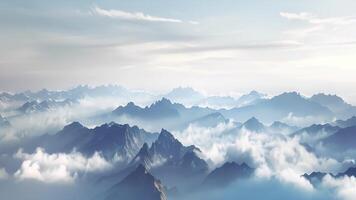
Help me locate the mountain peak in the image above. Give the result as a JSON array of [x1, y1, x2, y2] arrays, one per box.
[[106, 163, 167, 200], [158, 129, 175, 140], [245, 117, 259, 123], [276, 92, 302, 99], [202, 161, 253, 188], [242, 117, 265, 132], [63, 121, 84, 131], [248, 90, 264, 97], [126, 102, 137, 107], [152, 98, 173, 107], [221, 161, 250, 170], [334, 166, 356, 178], [137, 143, 150, 156]]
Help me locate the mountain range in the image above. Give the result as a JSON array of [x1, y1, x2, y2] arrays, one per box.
[[105, 129, 210, 191], [2, 86, 356, 200], [221, 92, 334, 123], [303, 166, 356, 187], [310, 93, 356, 119], [28, 122, 158, 162]]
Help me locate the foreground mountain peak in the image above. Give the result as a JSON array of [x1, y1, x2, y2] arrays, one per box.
[[158, 129, 175, 139], [106, 164, 167, 200]]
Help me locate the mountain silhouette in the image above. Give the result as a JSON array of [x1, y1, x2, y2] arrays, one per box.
[[105, 164, 167, 200], [202, 161, 253, 188]]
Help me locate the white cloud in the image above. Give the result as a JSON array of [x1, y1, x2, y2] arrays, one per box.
[[173, 122, 236, 165], [0, 168, 8, 179], [280, 12, 356, 25], [321, 175, 356, 200], [174, 123, 343, 190], [281, 113, 329, 127], [280, 12, 314, 21], [14, 148, 111, 183], [91, 6, 183, 23], [0, 94, 141, 141]]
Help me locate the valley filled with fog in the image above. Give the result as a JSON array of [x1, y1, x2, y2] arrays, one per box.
[[1, 85, 356, 200]]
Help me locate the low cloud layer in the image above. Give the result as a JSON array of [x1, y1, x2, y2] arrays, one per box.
[[174, 123, 345, 191], [321, 175, 356, 200], [0, 95, 143, 143], [14, 148, 111, 183]]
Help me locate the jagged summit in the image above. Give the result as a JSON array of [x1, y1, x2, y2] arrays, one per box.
[[158, 129, 175, 141], [129, 129, 208, 175], [339, 167, 356, 177], [242, 117, 265, 132], [152, 98, 173, 106], [106, 164, 167, 200]]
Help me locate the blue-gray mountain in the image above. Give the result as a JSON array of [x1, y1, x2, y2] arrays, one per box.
[[291, 123, 341, 144], [332, 116, 356, 128], [130, 129, 208, 174], [221, 92, 334, 123], [97, 128, 208, 193], [322, 126, 356, 151], [113, 98, 214, 121], [269, 121, 299, 134], [310, 93, 356, 119], [17, 99, 76, 114], [105, 164, 167, 200], [202, 162, 254, 188], [29, 122, 158, 161], [303, 166, 356, 187]]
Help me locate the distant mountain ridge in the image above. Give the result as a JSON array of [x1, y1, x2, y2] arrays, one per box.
[[112, 98, 214, 123], [221, 92, 334, 123], [303, 166, 356, 187], [332, 116, 356, 128], [310, 93, 356, 119], [17, 99, 76, 114]]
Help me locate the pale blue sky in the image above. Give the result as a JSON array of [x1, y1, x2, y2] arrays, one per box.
[[1, 0, 356, 103]]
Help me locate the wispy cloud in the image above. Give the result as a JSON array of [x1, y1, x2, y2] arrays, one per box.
[[152, 40, 303, 54], [280, 12, 356, 25], [91, 6, 184, 23]]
